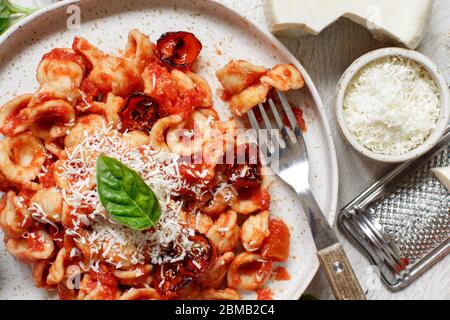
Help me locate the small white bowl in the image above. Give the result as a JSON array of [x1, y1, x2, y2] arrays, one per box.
[[336, 47, 450, 163]]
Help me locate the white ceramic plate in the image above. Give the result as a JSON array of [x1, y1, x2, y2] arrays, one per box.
[[0, 0, 338, 300]]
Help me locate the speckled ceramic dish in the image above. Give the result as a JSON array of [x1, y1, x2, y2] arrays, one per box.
[[0, 0, 338, 300]]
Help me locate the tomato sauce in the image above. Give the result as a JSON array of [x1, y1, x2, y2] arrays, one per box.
[[170, 90, 199, 119], [143, 62, 206, 119], [58, 284, 78, 300], [229, 271, 241, 289], [178, 160, 214, 196], [88, 265, 118, 300], [39, 162, 56, 188], [256, 288, 273, 300], [49, 226, 64, 248], [144, 63, 178, 111], [17, 189, 35, 205], [27, 232, 45, 251], [219, 89, 233, 102], [42, 48, 85, 66], [2, 106, 28, 136], [238, 261, 262, 275], [282, 106, 306, 132], [261, 219, 290, 262], [272, 266, 291, 281], [79, 79, 101, 106], [0, 195, 6, 211], [251, 189, 270, 211]]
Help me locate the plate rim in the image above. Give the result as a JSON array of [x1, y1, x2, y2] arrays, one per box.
[[0, 0, 339, 299]]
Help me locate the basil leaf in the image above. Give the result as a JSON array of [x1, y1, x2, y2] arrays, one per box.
[[0, 1, 37, 35], [0, 4, 11, 34], [96, 155, 161, 230]]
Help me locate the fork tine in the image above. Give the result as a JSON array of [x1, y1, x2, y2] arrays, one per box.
[[269, 95, 297, 144], [266, 99, 286, 149], [247, 109, 260, 132], [258, 103, 284, 152], [258, 103, 273, 132], [277, 90, 300, 134], [268, 98, 284, 129], [247, 109, 271, 161]]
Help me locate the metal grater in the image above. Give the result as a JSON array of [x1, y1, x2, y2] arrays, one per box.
[[338, 125, 450, 291]]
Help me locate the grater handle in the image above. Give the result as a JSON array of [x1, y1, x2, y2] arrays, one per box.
[[317, 243, 367, 300]]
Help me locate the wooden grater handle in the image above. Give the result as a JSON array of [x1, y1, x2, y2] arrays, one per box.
[[317, 243, 366, 300]]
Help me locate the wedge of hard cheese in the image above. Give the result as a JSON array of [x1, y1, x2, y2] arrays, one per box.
[[264, 0, 433, 49], [431, 166, 450, 192]]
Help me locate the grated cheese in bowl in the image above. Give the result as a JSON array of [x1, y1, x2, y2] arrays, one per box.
[[343, 55, 441, 156]]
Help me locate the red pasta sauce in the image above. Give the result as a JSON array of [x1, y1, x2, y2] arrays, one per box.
[[256, 288, 273, 300]]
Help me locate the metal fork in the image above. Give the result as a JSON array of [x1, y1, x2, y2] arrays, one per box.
[[247, 90, 366, 300]]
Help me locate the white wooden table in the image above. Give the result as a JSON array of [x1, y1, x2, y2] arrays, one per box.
[[22, 0, 450, 300]]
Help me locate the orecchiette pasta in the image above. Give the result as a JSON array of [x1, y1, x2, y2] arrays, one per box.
[[73, 37, 144, 96], [124, 29, 155, 73], [227, 252, 272, 291], [6, 229, 54, 263], [0, 29, 297, 300], [64, 114, 107, 149], [216, 60, 267, 94], [30, 187, 63, 223], [31, 77, 82, 107], [206, 210, 240, 255], [113, 265, 153, 286], [23, 99, 75, 140], [201, 186, 237, 218], [166, 110, 215, 156], [260, 64, 304, 91], [37, 48, 86, 86], [229, 83, 271, 116], [240, 210, 270, 252], [142, 62, 178, 104], [0, 94, 32, 137], [199, 288, 240, 300], [231, 169, 272, 215], [32, 260, 52, 288], [196, 252, 234, 289], [47, 247, 67, 285], [217, 60, 305, 117], [179, 211, 213, 235], [32, 48, 87, 107], [0, 132, 47, 190], [0, 191, 31, 238], [77, 271, 120, 300], [119, 288, 161, 300], [122, 131, 150, 148], [86, 93, 123, 127], [171, 70, 213, 108], [149, 114, 183, 151]]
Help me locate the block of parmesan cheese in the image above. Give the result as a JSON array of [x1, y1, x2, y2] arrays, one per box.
[[264, 0, 433, 49], [431, 166, 450, 192]]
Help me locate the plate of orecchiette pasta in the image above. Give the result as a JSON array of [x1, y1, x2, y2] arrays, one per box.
[[0, 0, 338, 300]]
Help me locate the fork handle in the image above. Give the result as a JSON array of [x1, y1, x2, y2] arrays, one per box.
[[298, 188, 366, 300], [317, 243, 367, 300]]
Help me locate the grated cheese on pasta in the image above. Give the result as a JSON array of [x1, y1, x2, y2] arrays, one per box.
[[35, 125, 207, 269], [343, 56, 441, 155]]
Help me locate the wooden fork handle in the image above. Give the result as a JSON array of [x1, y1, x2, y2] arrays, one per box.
[[317, 243, 367, 300]]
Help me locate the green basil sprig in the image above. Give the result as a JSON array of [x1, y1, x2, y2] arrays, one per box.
[[0, 1, 36, 35], [96, 155, 161, 230]]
